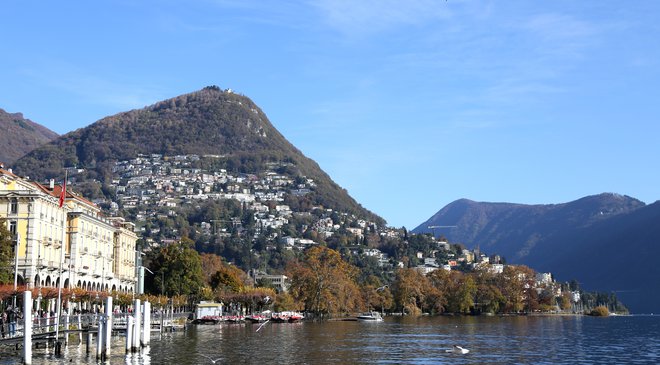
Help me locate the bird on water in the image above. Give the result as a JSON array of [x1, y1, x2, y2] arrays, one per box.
[[200, 354, 223, 363]]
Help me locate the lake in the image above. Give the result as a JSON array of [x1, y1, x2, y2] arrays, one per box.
[[2, 315, 660, 364]]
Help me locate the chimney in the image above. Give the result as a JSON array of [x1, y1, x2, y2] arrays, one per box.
[[49, 179, 55, 190]]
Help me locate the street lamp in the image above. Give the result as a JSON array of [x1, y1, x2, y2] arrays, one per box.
[[36, 288, 43, 333], [13, 233, 20, 308], [37, 287, 43, 313]]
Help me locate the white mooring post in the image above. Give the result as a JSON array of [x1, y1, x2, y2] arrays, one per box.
[[77, 314, 82, 343], [96, 315, 104, 360], [86, 331, 92, 354], [141, 301, 151, 346], [64, 314, 70, 346], [132, 299, 141, 352], [125, 315, 133, 353], [104, 296, 113, 356], [23, 290, 33, 365]]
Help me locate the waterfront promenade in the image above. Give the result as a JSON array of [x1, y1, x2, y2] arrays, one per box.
[[0, 292, 187, 364]]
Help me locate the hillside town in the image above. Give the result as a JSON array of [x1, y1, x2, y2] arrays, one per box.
[[2, 156, 618, 321]]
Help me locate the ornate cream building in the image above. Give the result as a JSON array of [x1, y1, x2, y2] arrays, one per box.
[[0, 164, 138, 294]]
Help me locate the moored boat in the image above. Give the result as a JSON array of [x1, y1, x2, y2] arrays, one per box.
[[357, 311, 383, 322], [245, 314, 270, 323], [271, 311, 305, 323]]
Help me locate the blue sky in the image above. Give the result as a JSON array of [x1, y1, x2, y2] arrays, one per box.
[[1, 1, 659, 228]]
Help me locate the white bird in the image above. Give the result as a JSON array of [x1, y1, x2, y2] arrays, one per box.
[[200, 354, 223, 364], [256, 319, 270, 332], [445, 345, 470, 354]]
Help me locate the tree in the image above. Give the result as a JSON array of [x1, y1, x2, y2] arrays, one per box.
[[200, 253, 224, 285], [360, 276, 393, 313], [426, 269, 451, 313], [210, 265, 245, 293], [497, 265, 536, 313], [559, 291, 572, 311], [471, 268, 505, 314], [0, 219, 13, 284], [287, 246, 361, 317], [391, 268, 429, 315], [445, 272, 476, 314], [150, 238, 205, 297]]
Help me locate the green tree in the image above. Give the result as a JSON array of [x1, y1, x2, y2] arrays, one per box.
[[151, 238, 205, 297], [0, 219, 13, 284], [445, 272, 477, 314], [472, 268, 505, 314]]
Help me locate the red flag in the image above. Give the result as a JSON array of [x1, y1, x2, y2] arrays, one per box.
[[59, 177, 66, 208]]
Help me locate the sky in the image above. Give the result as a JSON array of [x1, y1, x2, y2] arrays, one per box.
[[1, 1, 659, 228]]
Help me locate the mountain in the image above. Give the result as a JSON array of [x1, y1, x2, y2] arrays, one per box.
[[414, 194, 644, 261], [413, 194, 660, 313], [0, 108, 58, 164], [11, 86, 383, 224], [525, 201, 660, 314]]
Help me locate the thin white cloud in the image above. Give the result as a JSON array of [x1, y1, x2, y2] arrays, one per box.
[[311, 0, 452, 37], [519, 12, 599, 59], [19, 63, 165, 111]]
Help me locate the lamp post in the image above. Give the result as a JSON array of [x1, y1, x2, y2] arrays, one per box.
[[13, 233, 20, 308], [36, 287, 42, 313], [36, 287, 43, 332]]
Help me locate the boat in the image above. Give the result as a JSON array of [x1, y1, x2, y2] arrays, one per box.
[[287, 312, 304, 323], [271, 311, 305, 323], [245, 314, 270, 323], [224, 315, 244, 323], [357, 311, 384, 322], [191, 315, 223, 325]]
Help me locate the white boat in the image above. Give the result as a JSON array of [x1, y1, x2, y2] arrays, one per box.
[[357, 311, 384, 322]]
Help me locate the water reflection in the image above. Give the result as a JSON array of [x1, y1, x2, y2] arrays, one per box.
[[2, 316, 660, 364]]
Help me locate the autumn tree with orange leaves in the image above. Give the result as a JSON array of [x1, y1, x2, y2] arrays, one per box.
[[287, 246, 361, 317]]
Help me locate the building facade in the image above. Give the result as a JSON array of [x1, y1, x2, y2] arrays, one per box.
[[0, 165, 138, 294]]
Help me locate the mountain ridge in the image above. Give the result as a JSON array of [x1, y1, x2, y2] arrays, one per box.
[[0, 108, 59, 164], [11, 86, 383, 224], [413, 193, 660, 312]]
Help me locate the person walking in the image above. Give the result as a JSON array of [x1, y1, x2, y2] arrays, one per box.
[[7, 307, 17, 337], [0, 310, 6, 338]]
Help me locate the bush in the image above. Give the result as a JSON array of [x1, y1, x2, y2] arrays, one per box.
[[589, 306, 610, 317]]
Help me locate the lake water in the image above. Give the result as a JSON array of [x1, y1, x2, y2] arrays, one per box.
[[2, 315, 660, 364]]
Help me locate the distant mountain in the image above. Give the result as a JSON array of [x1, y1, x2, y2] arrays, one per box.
[[0, 108, 58, 164], [525, 201, 660, 314], [11, 86, 383, 224], [413, 194, 660, 313]]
